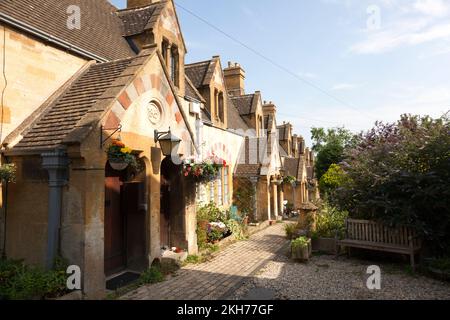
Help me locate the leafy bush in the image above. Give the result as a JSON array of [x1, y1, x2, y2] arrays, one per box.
[[284, 223, 298, 239], [207, 228, 224, 242], [312, 201, 348, 239], [197, 203, 227, 249], [196, 220, 209, 250], [291, 237, 310, 250], [319, 164, 348, 195], [185, 255, 201, 264], [332, 114, 450, 255], [225, 219, 247, 240], [197, 202, 228, 222], [233, 180, 256, 219], [0, 164, 16, 183], [427, 258, 450, 273], [139, 266, 164, 284], [0, 257, 69, 300]]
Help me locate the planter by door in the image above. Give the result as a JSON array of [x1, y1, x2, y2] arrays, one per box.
[[291, 239, 312, 262]]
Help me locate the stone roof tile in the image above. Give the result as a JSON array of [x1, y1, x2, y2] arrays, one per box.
[[0, 0, 135, 61], [12, 51, 155, 152]]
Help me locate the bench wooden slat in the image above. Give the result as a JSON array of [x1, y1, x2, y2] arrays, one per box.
[[337, 218, 422, 270]]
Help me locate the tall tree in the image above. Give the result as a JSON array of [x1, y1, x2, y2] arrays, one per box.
[[310, 127, 356, 180]]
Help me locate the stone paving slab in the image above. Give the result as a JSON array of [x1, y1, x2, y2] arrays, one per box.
[[121, 223, 288, 300]]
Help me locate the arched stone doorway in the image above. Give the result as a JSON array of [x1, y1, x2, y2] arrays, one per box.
[[104, 159, 147, 276]]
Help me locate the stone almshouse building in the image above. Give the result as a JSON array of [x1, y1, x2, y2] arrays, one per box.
[[0, 0, 317, 298]]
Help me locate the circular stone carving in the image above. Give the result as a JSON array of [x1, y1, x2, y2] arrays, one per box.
[[146, 102, 162, 125]]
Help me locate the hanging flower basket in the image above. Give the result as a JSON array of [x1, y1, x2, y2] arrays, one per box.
[[283, 175, 297, 186], [109, 161, 129, 171], [182, 155, 226, 183], [107, 140, 138, 171]]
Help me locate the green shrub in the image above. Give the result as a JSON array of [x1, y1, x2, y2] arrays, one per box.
[[139, 266, 164, 285], [207, 228, 224, 242], [225, 219, 247, 240], [319, 164, 348, 195], [197, 202, 228, 222], [332, 114, 450, 255], [185, 255, 200, 264], [0, 164, 16, 183], [284, 223, 298, 239], [196, 220, 209, 250], [0, 257, 69, 300], [427, 258, 450, 273], [312, 201, 348, 239], [291, 236, 310, 250]]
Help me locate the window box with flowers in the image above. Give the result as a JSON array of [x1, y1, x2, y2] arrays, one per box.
[[107, 140, 138, 171], [182, 155, 226, 183]]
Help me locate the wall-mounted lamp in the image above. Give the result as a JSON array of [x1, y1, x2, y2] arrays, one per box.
[[154, 127, 181, 156]]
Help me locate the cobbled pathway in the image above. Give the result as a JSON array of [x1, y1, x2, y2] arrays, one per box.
[[122, 223, 289, 300]]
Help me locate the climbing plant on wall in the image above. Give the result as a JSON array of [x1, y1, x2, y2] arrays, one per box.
[[233, 178, 256, 221]]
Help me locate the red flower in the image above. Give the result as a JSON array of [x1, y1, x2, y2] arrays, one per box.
[[223, 160, 227, 166]]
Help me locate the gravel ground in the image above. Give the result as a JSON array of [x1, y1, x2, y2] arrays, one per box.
[[231, 250, 450, 300]]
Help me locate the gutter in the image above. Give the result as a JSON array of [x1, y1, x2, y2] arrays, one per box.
[[0, 12, 108, 63]]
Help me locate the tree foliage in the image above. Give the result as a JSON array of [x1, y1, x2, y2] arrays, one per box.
[[319, 164, 348, 195], [311, 127, 358, 180], [331, 114, 450, 255]]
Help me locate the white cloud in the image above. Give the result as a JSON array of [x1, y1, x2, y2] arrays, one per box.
[[331, 83, 360, 91], [350, 18, 450, 54], [350, 0, 450, 54], [413, 0, 450, 17]]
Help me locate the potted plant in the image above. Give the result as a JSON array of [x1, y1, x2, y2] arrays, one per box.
[[291, 236, 312, 262], [107, 140, 137, 171]]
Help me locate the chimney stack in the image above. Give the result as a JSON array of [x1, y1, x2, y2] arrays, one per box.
[[127, 0, 159, 8], [263, 101, 277, 117], [224, 62, 246, 96]]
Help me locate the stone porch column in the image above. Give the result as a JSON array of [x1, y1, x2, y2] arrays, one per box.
[[249, 177, 258, 221], [272, 183, 278, 219], [279, 186, 284, 217]]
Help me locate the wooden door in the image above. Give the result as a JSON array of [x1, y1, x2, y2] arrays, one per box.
[[104, 177, 126, 276], [122, 182, 146, 270]]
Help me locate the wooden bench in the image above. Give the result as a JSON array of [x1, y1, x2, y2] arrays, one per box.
[[336, 219, 422, 269]]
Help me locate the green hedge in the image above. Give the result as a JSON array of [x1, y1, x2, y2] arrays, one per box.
[[0, 258, 69, 300]]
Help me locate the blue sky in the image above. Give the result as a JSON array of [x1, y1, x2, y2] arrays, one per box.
[[111, 0, 450, 145]]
